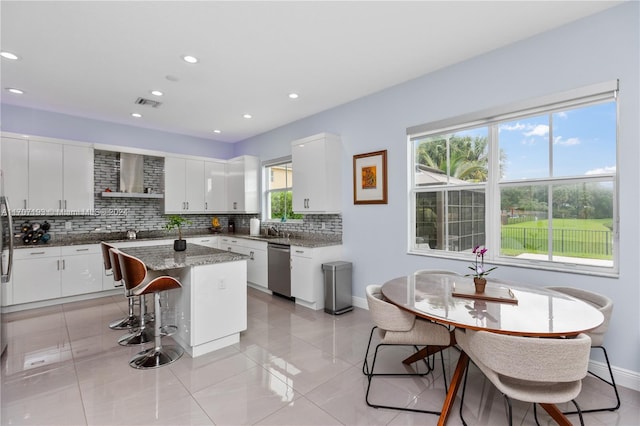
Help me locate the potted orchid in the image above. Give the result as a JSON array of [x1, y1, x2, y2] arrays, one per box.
[[465, 245, 497, 293]]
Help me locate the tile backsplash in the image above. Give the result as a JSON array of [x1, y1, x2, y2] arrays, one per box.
[[11, 150, 341, 240]]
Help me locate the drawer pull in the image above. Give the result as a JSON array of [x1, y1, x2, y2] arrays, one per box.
[[75, 248, 90, 252], [295, 250, 304, 254], [30, 251, 46, 255]]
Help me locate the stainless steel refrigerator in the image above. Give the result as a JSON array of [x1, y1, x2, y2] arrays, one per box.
[[0, 169, 15, 355]]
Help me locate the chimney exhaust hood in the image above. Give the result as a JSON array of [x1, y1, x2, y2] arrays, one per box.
[[100, 152, 163, 199]]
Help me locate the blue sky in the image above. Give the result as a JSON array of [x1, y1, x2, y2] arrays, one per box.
[[458, 101, 617, 181]]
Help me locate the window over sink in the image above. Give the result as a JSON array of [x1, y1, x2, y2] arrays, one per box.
[[263, 157, 302, 221]]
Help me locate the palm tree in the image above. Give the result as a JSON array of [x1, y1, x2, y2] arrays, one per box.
[[416, 134, 490, 182]]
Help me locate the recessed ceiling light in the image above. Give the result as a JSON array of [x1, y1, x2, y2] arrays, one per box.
[[288, 93, 299, 99], [182, 55, 198, 64], [213, 129, 221, 134], [131, 113, 142, 118], [243, 114, 252, 119], [1, 51, 19, 60], [150, 90, 163, 96], [6, 88, 24, 94]]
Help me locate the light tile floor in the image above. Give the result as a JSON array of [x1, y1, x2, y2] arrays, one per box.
[[1, 288, 639, 425]]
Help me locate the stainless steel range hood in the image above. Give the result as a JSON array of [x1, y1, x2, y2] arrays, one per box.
[[119, 152, 144, 193], [100, 152, 164, 199]]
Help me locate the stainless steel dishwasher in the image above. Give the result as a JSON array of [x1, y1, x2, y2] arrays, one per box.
[[268, 243, 291, 298]]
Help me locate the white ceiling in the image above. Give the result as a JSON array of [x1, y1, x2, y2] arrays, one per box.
[[0, 1, 623, 143]]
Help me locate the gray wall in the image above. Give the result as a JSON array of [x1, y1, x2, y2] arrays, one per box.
[[2, 3, 638, 377]]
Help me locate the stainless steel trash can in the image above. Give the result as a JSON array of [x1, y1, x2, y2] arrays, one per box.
[[322, 261, 352, 315]]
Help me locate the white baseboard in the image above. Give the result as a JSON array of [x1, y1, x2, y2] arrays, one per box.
[[351, 295, 640, 392]]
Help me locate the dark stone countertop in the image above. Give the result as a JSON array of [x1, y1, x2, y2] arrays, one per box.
[[119, 243, 248, 271], [12, 228, 342, 249]]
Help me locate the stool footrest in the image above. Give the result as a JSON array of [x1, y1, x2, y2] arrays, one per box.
[[129, 345, 184, 369], [160, 325, 178, 337]]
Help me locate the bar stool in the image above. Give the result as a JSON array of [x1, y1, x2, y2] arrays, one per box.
[[116, 250, 184, 369], [109, 248, 154, 346], [101, 242, 139, 330]]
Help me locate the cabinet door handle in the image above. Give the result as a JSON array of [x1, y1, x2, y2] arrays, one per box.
[[30, 251, 46, 255], [57, 259, 61, 270], [205, 202, 208, 210], [59, 200, 62, 209], [187, 201, 189, 210], [249, 251, 254, 260], [227, 247, 232, 251], [23, 199, 27, 209], [75, 248, 89, 252], [62, 259, 65, 270], [64, 200, 67, 210]]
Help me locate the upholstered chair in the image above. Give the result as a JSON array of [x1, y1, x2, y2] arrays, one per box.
[[546, 286, 620, 413], [455, 328, 591, 426], [363, 284, 454, 416], [101, 242, 140, 331]]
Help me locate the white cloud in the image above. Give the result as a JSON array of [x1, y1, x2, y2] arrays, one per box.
[[500, 123, 526, 132], [586, 166, 616, 175], [523, 124, 549, 137], [554, 136, 580, 146], [556, 111, 568, 119]]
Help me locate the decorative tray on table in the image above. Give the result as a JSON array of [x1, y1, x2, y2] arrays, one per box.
[[452, 283, 518, 304]]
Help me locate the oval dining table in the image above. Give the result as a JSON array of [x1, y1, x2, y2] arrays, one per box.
[[381, 271, 605, 426]]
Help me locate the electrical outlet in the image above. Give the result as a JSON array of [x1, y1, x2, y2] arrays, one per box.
[[65, 221, 72, 230]]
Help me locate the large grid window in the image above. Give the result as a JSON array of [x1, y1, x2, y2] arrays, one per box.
[[409, 82, 618, 273], [263, 159, 302, 221]]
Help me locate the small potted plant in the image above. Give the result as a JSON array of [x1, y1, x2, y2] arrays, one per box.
[[465, 245, 497, 293], [165, 215, 192, 251]]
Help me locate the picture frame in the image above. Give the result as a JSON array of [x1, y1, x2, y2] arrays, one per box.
[[353, 150, 388, 204]]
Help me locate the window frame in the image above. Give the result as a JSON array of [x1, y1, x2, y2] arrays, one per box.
[[407, 81, 619, 276], [262, 156, 302, 223]]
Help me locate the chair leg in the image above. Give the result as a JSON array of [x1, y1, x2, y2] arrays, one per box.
[[118, 295, 153, 345], [504, 395, 514, 426], [458, 358, 471, 426], [561, 346, 620, 414], [109, 297, 139, 330], [362, 326, 377, 376], [129, 291, 183, 369], [365, 342, 442, 416]]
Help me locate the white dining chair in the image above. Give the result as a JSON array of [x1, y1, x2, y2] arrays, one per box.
[[546, 286, 620, 413], [363, 284, 453, 416], [455, 329, 591, 426]]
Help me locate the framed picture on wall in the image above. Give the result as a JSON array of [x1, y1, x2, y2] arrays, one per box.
[[353, 150, 388, 204]]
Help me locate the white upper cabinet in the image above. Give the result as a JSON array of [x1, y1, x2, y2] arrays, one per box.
[[166, 155, 259, 214], [204, 160, 227, 212], [292, 133, 342, 213], [27, 140, 94, 212], [226, 155, 259, 213], [1, 136, 29, 210], [164, 156, 205, 213], [62, 144, 95, 211]]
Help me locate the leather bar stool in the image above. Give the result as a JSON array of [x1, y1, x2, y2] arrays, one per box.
[[109, 248, 154, 346], [101, 242, 139, 330], [116, 250, 184, 369]]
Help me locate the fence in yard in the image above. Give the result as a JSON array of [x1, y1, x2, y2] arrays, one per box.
[[501, 227, 613, 257]]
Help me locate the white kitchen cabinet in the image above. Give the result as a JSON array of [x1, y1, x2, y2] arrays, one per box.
[[204, 160, 227, 212], [28, 141, 94, 212], [1, 136, 29, 210], [186, 236, 218, 248], [290, 244, 342, 310], [12, 247, 61, 305], [226, 155, 259, 213], [291, 133, 342, 213], [164, 156, 205, 213], [219, 236, 267, 289], [11, 244, 104, 304], [60, 245, 103, 297]]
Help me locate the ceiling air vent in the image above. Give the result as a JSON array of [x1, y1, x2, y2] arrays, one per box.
[[134, 97, 162, 108]]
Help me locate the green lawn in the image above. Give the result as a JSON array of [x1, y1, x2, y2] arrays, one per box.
[[501, 218, 613, 259]]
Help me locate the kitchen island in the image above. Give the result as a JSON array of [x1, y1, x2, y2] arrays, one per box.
[[120, 243, 248, 357]]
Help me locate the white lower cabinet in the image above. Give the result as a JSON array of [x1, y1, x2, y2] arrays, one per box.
[[12, 244, 104, 305], [60, 245, 103, 297], [12, 247, 61, 305], [219, 237, 267, 289], [290, 244, 343, 310]]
